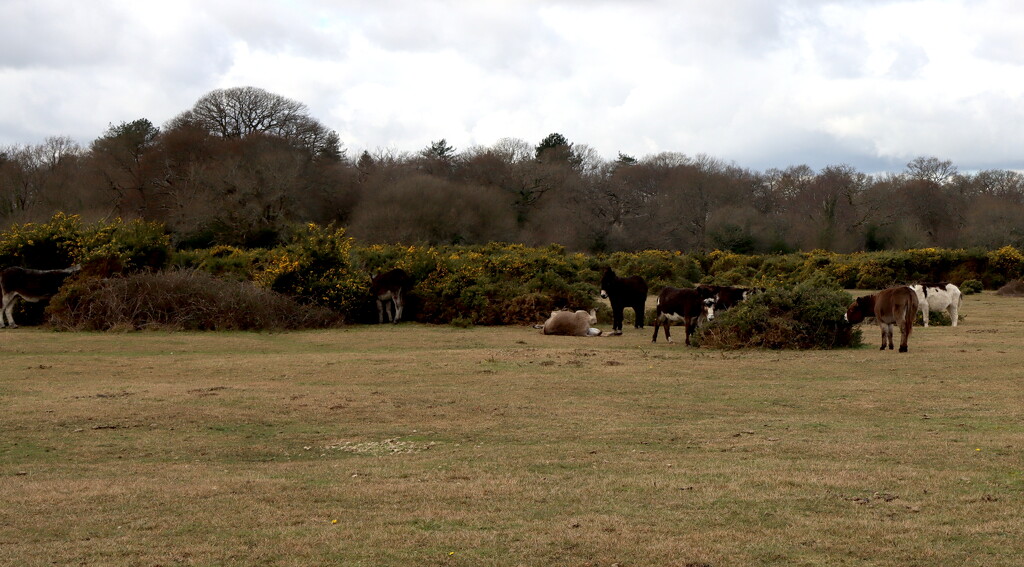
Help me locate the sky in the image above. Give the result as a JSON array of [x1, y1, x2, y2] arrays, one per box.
[[2, 0, 1023, 174]]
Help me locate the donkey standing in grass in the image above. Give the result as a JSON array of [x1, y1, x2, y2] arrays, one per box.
[[370, 268, 412, 324], [600, 267, 648, 335], [844, 286, 919, 353], [0, 265, 81, 328]]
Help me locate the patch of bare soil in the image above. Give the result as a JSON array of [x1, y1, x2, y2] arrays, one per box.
[[325, 438, 436, 455]]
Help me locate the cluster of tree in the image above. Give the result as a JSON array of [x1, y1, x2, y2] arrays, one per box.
[[3, 86, 1024, 253]]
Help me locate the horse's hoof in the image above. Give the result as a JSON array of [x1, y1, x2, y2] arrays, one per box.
[[899, 346, 908, 353]]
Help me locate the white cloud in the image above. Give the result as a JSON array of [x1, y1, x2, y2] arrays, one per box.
[[2, 0, 1023, 172]]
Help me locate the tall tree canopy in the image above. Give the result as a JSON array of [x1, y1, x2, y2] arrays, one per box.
[[168, 86, 343, 161]]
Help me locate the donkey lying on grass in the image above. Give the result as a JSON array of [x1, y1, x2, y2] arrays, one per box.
[[534, 309, 603, 336]]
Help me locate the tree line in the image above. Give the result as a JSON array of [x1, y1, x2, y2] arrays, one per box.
[[2, 86, 1023, 254]]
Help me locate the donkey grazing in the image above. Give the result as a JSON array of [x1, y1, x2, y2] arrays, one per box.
[[370, 268, 412, 324], [652, 287, 715, 346], [534, 309, 602, 336], [599, 267, 648, 335], [0, 265, 81, 328], [844, 286, 919, 353], [696, 284, 755, 314]]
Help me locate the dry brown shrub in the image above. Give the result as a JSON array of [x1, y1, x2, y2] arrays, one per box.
[[995, 279, 1024, 296], [48, 269, 341, 331]]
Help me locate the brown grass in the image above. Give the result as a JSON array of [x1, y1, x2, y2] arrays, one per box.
[[2, 292, 1023, 566]]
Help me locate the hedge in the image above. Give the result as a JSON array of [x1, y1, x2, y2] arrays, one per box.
[[5, 215, 1023, 327]]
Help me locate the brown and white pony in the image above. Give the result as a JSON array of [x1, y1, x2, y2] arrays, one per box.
[[844, 286, 919, 352], [651, 287, 715, 346]]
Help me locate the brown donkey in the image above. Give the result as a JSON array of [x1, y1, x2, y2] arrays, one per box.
[[844, 286, 920, 353]]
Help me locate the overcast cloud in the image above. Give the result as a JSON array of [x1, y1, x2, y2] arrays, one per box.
[[1, 0, 1023, 173]]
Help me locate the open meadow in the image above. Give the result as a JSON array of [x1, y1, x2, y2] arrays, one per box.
[[2, 291, 1023, 566]]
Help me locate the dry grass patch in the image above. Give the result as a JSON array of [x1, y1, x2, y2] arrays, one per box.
[[2, 292, 1023, 565]]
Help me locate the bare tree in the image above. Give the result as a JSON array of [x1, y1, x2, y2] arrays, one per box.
[[0, 137, 84, 222], [906, 156, 957, 185], [168, 86, 343, 161]]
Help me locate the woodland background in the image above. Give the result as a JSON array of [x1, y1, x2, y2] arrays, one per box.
[[3, 87, 1024, 255]]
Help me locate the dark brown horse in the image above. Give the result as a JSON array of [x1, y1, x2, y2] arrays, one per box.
[[845, 286, 919, 352], [0, 265, 81, 328], [600, 267, 648, 335]]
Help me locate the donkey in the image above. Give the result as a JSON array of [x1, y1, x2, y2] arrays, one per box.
[[0, 265, 82, 328], [370, 268, 412, 324], [651, 287, 715, 346], [910, 283, 962, 327], [599, 267, 648, 335], [533, 309, 602, 336], [844, 286, 919, 352]]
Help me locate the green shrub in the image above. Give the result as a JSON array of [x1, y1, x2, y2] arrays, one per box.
[[48, 270, 339, 331], [914, 310, 955, 326], [694, 276, 861, 349], [959, 279, 983, 294]]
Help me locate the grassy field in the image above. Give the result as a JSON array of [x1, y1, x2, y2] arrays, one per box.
[[2, 292, 1022, 566]]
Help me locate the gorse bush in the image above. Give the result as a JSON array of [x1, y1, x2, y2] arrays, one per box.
[[172, 245, 259, 280], [694, 276, 861, 350], [48, 270, 339, 331], [0, 212, 83, 268], [253, 223, 371, 321], [80, 218, 170, 275], [0, 213, 169, 274]]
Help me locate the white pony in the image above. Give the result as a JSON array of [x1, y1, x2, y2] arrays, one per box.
[[910, 283, 962, 327]]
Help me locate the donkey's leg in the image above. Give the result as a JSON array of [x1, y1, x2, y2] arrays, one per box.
[[2, 293, 18, 329], [610, 303, 624, 335], [393, 290, 403, 324], [633, 303, 645, 329]]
